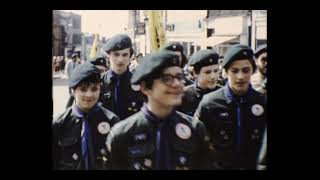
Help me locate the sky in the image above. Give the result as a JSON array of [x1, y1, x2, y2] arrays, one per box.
[[61, 10, 207, 38], [61, 10, 129, 38]]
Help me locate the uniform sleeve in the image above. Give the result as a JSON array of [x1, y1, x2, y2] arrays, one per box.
[[194, 98, 208, 129], [52, 118, 62, 169], [111, 114, 121, 125], [106, 127, 123, 170], [194, 99, 222, 169], [193, 118, 222, 170], [257, 127, 267, 170]]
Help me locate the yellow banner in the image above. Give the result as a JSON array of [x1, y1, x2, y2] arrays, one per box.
[[90, 34, 99, 59], [148, 10, 166, 53]]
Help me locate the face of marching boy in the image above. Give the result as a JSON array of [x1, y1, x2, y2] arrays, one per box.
[[131, 50, 185, 111], [104, 34, 134, 75], [69, 63, 101, 113], [221, 44, 257, 96], [189, 49, 220, 90]]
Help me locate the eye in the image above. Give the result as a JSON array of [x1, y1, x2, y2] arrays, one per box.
[[261, 57, 267, 62], [122, 53, 129, 57], [242, 68, 251, 74], [231, 69, 239, 74], [176, 73, 185, 80], [91, 86, 99, 92], [80, 87, 87, 92], [162, 75, 172, 82], [205, 70, 211, 74]]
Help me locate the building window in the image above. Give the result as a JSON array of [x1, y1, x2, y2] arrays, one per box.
[[73, 34, 82, 45], [182, 42, 188, 55], [190, 45, 194, 55], [207, 28, 215, 37], [257, 39, 267, 47]]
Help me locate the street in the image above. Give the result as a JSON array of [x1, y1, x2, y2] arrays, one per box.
[[53, 75, 69, 119]]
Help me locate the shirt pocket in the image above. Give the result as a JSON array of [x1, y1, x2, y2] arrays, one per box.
[[127, 143, 155, 170], [58, 136, 80, 169], [212, 112, 235, 149], [171, 137, 197, 170]]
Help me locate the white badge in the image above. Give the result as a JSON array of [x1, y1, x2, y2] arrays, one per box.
[[144, 158, 152, 167], [131, 84, 141, 91], [179, 156, 187, 165], [72, 153, 78, 160], [251, 104, 264, 116], [219, 112, 229, 118], [98, 122, 110, 134], [175, 123, 191, 140], [134, 133, 146, 141], [134, 162, 141, 170]]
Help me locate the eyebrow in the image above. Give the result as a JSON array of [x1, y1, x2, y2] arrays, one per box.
[[231, 66, 251, 70], [162, 72, 183, 76]]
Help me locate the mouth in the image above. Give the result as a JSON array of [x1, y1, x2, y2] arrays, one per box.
[[236, 82, 247, 86], [116, 63, 125, 67], [83, 99, 94, 103], [167, 91, 183, 96]]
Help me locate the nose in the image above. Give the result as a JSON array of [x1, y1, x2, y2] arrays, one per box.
[[84, 90, 94, 97], [211, 72, 218, 79], [236, 71, 245, 80], [172, 77, 185, 87]]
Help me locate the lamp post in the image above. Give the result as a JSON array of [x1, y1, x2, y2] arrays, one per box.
[[144, 17, 148, 56]]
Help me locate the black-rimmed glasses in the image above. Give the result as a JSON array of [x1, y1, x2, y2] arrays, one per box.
[[157, 73, 185, 86]]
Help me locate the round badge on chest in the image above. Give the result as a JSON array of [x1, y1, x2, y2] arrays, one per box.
[[131, 84, 141, 91], [98, 122, 110, 134], [251, 104, 264, 116], [175, 123, 191, 140]]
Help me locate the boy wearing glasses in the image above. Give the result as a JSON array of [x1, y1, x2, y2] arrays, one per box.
[[177, 49, 221, 116], [106, 50, 214, 170]]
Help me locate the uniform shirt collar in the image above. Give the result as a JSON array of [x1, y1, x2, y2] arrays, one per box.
[[195, 81, 218, 95], [223, 82, 253, 104], [72, 103, 99, 119], [141, 103, 175, 126], [108, 68, 129, 80]]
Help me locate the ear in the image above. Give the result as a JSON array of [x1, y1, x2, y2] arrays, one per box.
[[192, 69, 198, 78], [222, 69, 228, 78], [71, 88, 75, 96]]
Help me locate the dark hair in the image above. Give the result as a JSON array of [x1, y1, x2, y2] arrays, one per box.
[[72, 74, 101, 90], [193, 65, 202, 74], [180, 54, 188, 68], [225, 58, 257, 73], [140, 78, 154, 102], [136, 53, 143, 58], [107, 47, 134, 57]]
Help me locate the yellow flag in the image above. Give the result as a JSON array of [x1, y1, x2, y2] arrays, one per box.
[[148, 10, 166, 53], [90, 34, 99, 59]]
